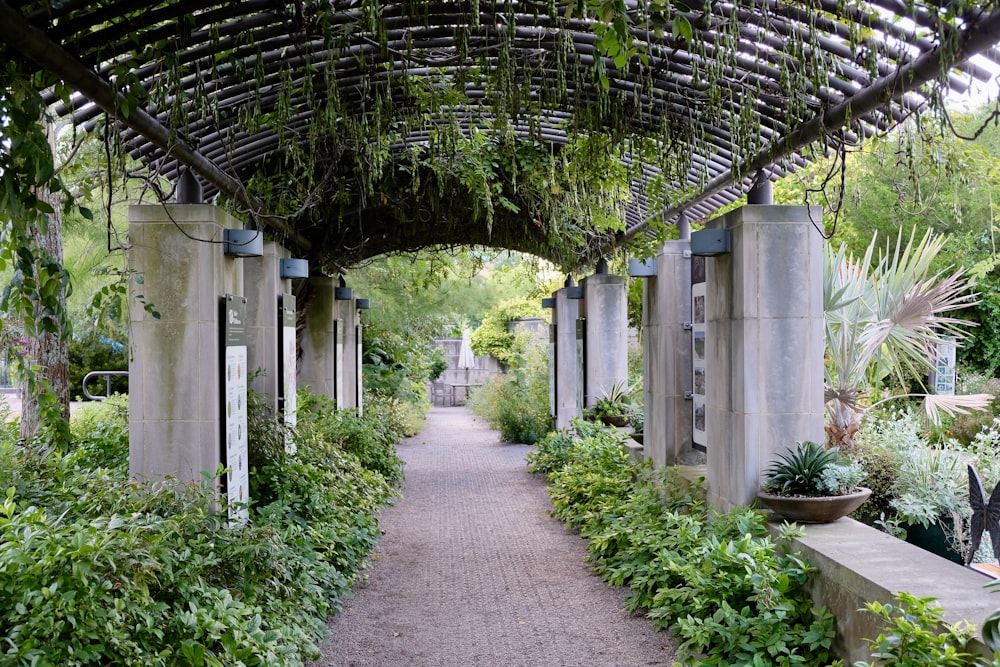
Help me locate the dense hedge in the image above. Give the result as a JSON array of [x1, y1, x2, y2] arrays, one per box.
[[0, 390, 409, 666]]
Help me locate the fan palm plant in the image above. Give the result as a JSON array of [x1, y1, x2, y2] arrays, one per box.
[[824, 229, 993, 450]]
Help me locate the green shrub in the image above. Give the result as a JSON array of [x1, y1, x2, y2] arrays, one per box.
[[69, 328, 127, 399], [295, 390, 405, 486], [948, 375, 1000, 446], [535, 423, 838, 667], [470, 298, 542, 365], [855, 592, 979, 666], [851, 443, 900, 525], [69, 394, 130, 473], [526, 428, 578, 475], [467, 337, 550, 444], [0, 386, 409, 665]]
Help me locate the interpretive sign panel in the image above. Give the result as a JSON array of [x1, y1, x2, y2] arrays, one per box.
[[576, 318, 585, 417], [220, 295, 250, 523], [691, 267, 707, 451], [334, 318, 345, 408], [932, 336, 957, 396], [278, 293, 297, 453], [549, 324, 557, 418], [356, 324, 364, 415]]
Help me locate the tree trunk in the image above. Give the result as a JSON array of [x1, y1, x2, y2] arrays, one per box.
[[19, 123, 70, 441]]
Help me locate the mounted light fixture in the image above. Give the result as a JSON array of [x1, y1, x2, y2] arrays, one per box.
[[334, 275, 353, 300], [564, 275, 584, 300], [356, 298, 370, 310], [223, 228, 264, 257], [690, 228, 731, 257], [279, 258, 309, 279], [541, 297, 555, 309], [627, 258, 657, 277]]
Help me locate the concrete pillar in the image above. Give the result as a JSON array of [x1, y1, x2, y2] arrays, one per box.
[[298, 277, 340, 400], [334, 294, 362, 411], [705, 205, 825, 512], [127, 204, 243, 486], [581, 273, 628, 406], [642, 240, 695, 468], [553, 286, 582, 429], [244, 241, 292, 411]]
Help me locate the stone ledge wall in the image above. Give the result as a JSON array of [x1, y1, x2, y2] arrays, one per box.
[[769, 517, 994, 663]]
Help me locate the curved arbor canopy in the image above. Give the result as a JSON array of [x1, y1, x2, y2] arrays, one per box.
[[1, 0, 1000, 272]]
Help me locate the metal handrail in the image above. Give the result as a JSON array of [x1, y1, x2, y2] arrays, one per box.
[[82, 370, 128, 401]]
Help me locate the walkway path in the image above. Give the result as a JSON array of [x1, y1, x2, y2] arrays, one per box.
[[314, 407, 675, 667]]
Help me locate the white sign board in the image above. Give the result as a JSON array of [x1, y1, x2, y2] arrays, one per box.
[[222, 295, 250, 524]]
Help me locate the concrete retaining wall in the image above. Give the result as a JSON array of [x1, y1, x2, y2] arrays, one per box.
[[771, 518, 994, 662]]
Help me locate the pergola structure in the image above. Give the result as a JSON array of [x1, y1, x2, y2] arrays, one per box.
[[2, 0, 1000, 270]]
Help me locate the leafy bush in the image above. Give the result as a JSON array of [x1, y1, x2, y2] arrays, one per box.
[[69, 327, 127, 399], [526, 428, 579, 475], [0, 386, 410, 665], [467, 334, 550, 444], [68, 394, 129, 472], [295, 390, 406, 486], [532, 424, 839, 667], [948, 375, 1000, 446], [470, 298, 542, 366], [855, 593, 979, 667], [851, 443, 900, 525]]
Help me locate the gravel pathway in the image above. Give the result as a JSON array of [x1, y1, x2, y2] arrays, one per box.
[[314, 406, 676, 667]]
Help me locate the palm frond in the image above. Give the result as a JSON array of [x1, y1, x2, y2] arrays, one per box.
[[918, 393, 996, 426]]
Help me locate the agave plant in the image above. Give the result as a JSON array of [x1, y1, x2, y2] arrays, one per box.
[[762, 440, 865, 497], [824, 229, 993, 450]]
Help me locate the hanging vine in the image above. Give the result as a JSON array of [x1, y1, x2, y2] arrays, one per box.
[[0, 0, 995, 274]]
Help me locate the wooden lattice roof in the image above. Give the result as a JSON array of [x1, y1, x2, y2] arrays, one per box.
[[2, 0, 999, 267]]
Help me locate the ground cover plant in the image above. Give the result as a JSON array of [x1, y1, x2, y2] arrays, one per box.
[[0, 389, 407, 666], [528, 422, 839, 667]]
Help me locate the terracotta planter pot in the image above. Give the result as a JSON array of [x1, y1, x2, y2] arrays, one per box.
[[756, 487, 872, 524]]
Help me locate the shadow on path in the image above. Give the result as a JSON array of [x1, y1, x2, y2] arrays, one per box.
[[314, 406, 675, 667]]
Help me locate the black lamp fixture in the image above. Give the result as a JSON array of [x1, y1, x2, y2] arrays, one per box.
[[223, 228, 264, 257], [627, 258, 657, 277], [279, 258, 309, 279], [690, 228, 732, 257], [334, 275, 354, 300], [356, 298, 371, 310], [541, 297, 555, 309], [564, 275, 584, 300]]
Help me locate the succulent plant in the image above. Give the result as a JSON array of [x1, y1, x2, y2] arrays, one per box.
[[762, 440, 864, 497]]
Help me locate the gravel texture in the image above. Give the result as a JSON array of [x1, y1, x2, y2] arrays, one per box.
[[314, 407, 677, 667]]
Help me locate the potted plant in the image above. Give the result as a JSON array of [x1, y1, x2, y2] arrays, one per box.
[[592, 382, 631, 427], [887, 444, 970, 563], [630, 407, 645, 444], [757, 440, 871, 523]]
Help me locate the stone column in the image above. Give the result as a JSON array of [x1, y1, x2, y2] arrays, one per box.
[[243, 241, 291, 411], [705, 205, 825, 512], [553, 286, 582, 429], [334, 294, 361, 411], [127, 204, 243, 486], [298, 277, 339, 400], [642, 240, 695, 468], [580, 273, 628, 407]]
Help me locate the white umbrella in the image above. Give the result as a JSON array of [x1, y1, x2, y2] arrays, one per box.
[[458, 328, 476, 371]]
